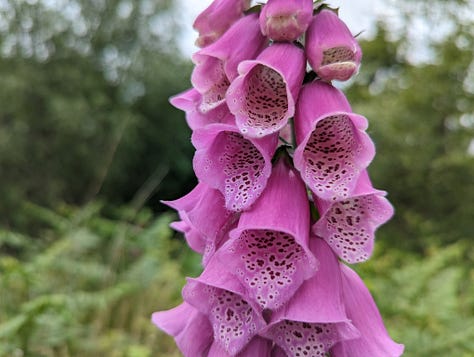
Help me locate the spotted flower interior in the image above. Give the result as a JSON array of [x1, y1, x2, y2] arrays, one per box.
[[154, 2, 404, 356]]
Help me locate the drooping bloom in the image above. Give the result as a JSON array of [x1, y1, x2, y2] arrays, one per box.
[[306, 9, 362, 81], [217, 155, 318, 310], [192, 13, 268, 113], [260, 238, 359, 355], [293, 80, 375, 201], [182, 255, 267, 356], [313, 170, 394, 263], [192, 121, 278, 211], [193, 0, 251, 48], [152, 302, 214, 357], [227, 43, 306, 138], [259, 0, 313, 42], [169, 88, 232, 130], [330, 264, 405, 357], [162, 182, 237, 265]]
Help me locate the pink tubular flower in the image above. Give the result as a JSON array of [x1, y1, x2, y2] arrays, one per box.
[[260, 238, 359, 355], [192, 122, 278, 211], [152, 302, 214, 357], [182, 256, 267, 356], [313, 170, 394, 263], [162, 182, 237, 264], [227, 43, 306, 138], [293, 80, 375, 201], [207, 336, 273, 356], [193, 0, 251, 48], [330, 264, 405, 357], [192, 13, 268, 113], [217, 156, 318, 310], [169, 88, 231, 130], [306, 9, 362, 81], [259, 0, 313, 41]]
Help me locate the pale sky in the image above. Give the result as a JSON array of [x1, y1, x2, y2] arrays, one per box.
[[177, 0, 388, 56]]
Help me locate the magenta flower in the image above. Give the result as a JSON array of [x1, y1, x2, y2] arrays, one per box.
[[330, 264, 405, 357], [162, 182, 237, 264], [313, 170, 394, 263], [151, 302, 214, 357], [182, 256, 267, 356], [293, 80, 375, 201], [260, 238, 359, 355], [169, 88, 231, 130], [259, 0, 313, 41], [217, 156, 318, 309], [227, 43, 306, 138], [192, 13, 267, 113], [193, 0, 251, 48], [207, 336, 272, 356], [306, 9, 362, 81], [192, 122, 278, 211]]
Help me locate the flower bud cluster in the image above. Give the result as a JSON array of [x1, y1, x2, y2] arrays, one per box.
[[153, 1, 404, 356]]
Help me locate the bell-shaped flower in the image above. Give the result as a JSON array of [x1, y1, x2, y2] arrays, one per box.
[[151, 302, 214, 357], [217, 155, 318, 310], [193, 0, 251, 48], [293, 80, 375, 201], [260, 238, 359, 355], [192, 13, 268, 113], [169, 88, 231, 130], [305, 9, 362, 81], [162, 182, 238, 265], [312, 171, 394, 263], [330, 264, 405, 357], [192, 120, 278, 211], [259, 0, 313, 41], [227, 43, 306, 138], [208, 336, 273, 356], [182, 255, 267, 356]]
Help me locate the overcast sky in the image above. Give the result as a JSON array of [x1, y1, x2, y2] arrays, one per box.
[[176, 0, 388, 55]]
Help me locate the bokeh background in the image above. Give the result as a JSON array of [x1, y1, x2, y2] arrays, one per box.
[[0, 0, 473, 356]]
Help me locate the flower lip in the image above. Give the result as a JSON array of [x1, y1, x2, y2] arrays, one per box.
[[293, 81, 375, 201], [305, 9, 362, 81], [227, 43, 306, 138], [192, 122, 278, 211]]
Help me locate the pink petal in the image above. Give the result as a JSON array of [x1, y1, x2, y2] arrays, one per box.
[[227, 43, 306, 138], [163, 183, 237, 259], [330, 264, 404, 357], [151, 302, 213, 357], [208, 336, 272, 357], [294, 81, 375, 201], [259, 0, 313, 41], [260, 238, 359, 356], [193, 0, 251, 48], [169, 88, 231, 130], [313, 171, 394, 263], [192, 123, 278, 211], [183, 256, 266, 356], [306, 10, 362, 81], [217, 158, 318, 309]]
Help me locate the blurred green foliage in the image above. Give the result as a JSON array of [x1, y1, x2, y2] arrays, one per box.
[[0, 0, 474, 356]]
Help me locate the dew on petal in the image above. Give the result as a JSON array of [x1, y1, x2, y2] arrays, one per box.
[[302, 114, 361, 200], [242, 65, 289, 136], [268, 320, 338, 357]]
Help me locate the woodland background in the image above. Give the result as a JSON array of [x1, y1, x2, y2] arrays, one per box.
[[0, 0, 473, 356]]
